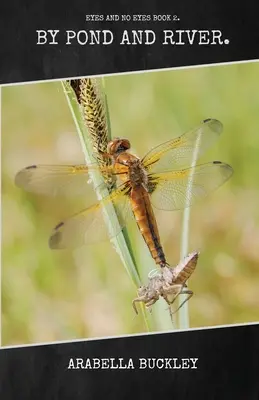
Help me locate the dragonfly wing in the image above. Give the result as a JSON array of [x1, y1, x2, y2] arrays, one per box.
[[49, 183, 133, 249], [150, 162, 233, 211], [142, 119, 223, 173], [15, 164, 115, 197]]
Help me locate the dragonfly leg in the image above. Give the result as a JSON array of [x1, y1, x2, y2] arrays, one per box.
[[132, 296, 147, 315], [162, 284, 193, 314], [162, 284, 183, 306], [145, 297, 159, 311], [132, 291, 159, 315], [171, 288, 194, 315]]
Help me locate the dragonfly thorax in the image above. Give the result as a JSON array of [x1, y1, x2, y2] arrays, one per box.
[[127, 158, 149, 188]]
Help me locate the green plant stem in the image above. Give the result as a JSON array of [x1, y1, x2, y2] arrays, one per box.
[[179, 127, 202, 329], [61, 80, 152, 330]]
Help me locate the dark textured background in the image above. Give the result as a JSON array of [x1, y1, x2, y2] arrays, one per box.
[[0, 0, 259, 83], [0, 325, 259, 399]]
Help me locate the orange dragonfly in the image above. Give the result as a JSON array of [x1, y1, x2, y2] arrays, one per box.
[[15, 118, 233, 268]]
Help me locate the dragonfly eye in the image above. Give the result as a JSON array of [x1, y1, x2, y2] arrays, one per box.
[[118, 139, 130, 152], [107, 139, 131, 155]]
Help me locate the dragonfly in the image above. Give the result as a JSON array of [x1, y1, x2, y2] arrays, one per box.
[[15, 118, 233, 268]]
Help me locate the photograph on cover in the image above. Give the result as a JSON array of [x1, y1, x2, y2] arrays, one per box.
[[2, 61, 259, 345]]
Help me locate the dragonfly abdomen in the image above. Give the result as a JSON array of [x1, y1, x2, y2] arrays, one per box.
[[130, 186, 167, 267]]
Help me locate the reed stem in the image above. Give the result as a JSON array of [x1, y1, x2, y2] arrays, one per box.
[[179, 126, 202, 329]]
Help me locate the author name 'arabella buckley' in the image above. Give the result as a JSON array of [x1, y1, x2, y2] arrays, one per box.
[[67, 357, 198, 370]]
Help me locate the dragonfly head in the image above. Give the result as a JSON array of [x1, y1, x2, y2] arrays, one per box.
[[107, 138, 131, 155]]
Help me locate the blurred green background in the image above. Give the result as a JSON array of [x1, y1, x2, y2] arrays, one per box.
[[2, 62, 259, 345]]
